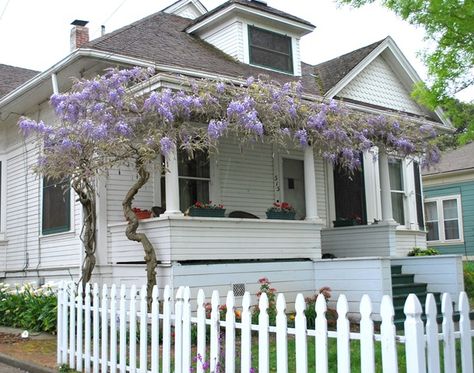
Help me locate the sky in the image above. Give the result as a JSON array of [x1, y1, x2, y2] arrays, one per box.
[[0, 0, 471, 101]]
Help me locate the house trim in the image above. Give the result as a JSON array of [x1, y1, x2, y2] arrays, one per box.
[[162, 0, 208, 16], [424, 194, 464, 245]]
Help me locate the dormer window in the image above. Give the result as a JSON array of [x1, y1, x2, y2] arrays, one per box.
[[248, 25, 293, 74]]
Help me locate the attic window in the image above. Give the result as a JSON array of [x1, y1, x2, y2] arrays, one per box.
[[248, 25, 293, 74]]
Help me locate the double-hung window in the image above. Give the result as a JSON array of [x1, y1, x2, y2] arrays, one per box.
[[425, 196, 463, 243], [388, 158, 405, 225], [248, 25, 293, 74], [42, 177, 71, 235]]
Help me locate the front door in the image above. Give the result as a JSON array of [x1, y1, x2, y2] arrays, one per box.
[[282, 158, 306, 219]]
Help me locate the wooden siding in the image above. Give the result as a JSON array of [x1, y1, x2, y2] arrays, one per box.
[[339, 56, 424, 115], [391, 255, 464, 303], [321, 224, 396, 258], [314, 258, 392, 318], [423, 180, 474, 256], [395, 229, 427, 256], [203, 20, 244, 62], [109, 216, 321, 264]]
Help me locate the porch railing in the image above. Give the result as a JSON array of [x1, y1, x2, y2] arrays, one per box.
[[57, 283, 473, 373]]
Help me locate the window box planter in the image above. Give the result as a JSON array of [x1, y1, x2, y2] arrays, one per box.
[[266, 211, 296, 220], [333, 219, 358, 227], [135, 211, 152, 220], [189, 207, 226, 218]]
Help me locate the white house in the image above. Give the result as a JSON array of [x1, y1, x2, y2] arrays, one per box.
[[0, 0, 464, 315]]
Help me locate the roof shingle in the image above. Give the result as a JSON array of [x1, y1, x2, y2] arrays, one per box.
[[423, 142, 474, 176], [0, 64, 39, 98]]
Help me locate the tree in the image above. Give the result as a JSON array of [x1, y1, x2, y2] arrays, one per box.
[[338, 0, 474, 142], [20, 68, 441, 303]]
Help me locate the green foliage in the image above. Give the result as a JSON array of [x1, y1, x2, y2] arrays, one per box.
[[339, 0, 474, 142], [252, 277, 277, 325], [407, 247, 440, 256], [0, 283, 57, 333], [463, 261, 474, 305]]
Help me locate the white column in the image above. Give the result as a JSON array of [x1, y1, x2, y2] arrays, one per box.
[[378, 150, 395, 223], [163, 148, 183, 216], [304, 146, 319, 220]]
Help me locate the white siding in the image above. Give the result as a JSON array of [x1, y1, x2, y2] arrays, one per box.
[[339, 56, 425, 115], [321, 224, 397, 258], [314, 258, 392, 319], [395, 229, 427, 256], [106, 166, 155, 223], [217, 138, 275, 218], [203, 21, 244, 62]]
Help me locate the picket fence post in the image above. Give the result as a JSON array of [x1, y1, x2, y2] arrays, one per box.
[[162, 285, 171, 373], [196, 289, 206, 373], [441, 293, 456, 373], [101, 285, 109, 373], [84, 283, 91, 373], [151, 285, 159, 373], [109, 284, 118, 373], [315, 294, 328, 373], [225, 291, 236, 373], [119, 284, 127, 373], [92, 283, 100, 373], [210, 290, 220, 373], [459, 292, 473, 373], [240, 292, 252, 373], [76, 283, 83, 372], [182, 287, 192, 373], [276, 293, 288, 373], [295, 294, 307, 373], [380, 295, 397, 373], [360, 295, 375, 373], [69, 284, 76, 369], [258, 292, 270, 373], [425, 294, 440, 373], [175, 286, 184, 373], [129, 285, 137, 373], [56, 282, 64, 365], [404, 294, 426, 373], [337, 294, 350, 373], [140, 285, 148, 373]]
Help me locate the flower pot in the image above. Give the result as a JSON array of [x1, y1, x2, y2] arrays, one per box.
[[266, 211, 296, 220], [189, 207, 226, 217], [135, 211, 152, 219]]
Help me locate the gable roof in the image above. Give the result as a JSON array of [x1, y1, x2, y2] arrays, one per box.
[[84, 11, 321, 95], [311, 39, 384, 95], [0, 64, 39, 98], [423, 142, 474, 176], [186, 0, 315, 30]]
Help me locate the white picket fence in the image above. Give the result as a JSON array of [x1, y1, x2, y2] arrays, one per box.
[[56, 283, 473, 373]]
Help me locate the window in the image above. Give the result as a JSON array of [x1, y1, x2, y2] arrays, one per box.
[[413, 161, 424, 230], [248, 25, 293, 74], [388, 158, 405, 225], [160, 150, 210, 211], [42, 177, 71, 235], [424, 196, 463, 243]]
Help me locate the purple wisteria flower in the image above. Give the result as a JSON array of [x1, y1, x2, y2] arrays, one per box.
[[160, 136, 175, 157], [295, 129, 308, 147], [208, 119, 228, 140]]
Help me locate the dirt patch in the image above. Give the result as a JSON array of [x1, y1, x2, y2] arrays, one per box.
[[0, 332, 57, 369]]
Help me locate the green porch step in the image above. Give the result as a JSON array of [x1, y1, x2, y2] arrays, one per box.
[[391, 273, 415, 285], [391, 265, 403, 275], [392, 283, 427, 296]]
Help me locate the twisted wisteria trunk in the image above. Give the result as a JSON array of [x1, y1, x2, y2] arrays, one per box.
[[72, 179, 97, 285], [122, 158, 157, 309]]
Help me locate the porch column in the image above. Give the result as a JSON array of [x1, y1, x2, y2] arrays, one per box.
[[378, 150, 395, 223], [304, 146, 319, 220], [163, 147, 183, 216]]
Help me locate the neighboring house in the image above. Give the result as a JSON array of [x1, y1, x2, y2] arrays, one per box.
[[0, 0, 464, 313], [422, 142, 474, 258]]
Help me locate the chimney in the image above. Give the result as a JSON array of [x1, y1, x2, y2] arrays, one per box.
[[70, 20, 89, 51]]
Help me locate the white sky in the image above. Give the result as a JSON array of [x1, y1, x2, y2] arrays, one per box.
[[0, 0, 471, 101]]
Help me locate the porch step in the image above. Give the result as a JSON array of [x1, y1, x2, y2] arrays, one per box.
[[391, 273, 415, 285], [390, 265, 403, 275], [392, 283, 427, 296], [392, 292, 441, 308]]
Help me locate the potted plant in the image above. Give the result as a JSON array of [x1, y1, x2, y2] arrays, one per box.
[[266, 202, 296, 220], [333, 215, 362, 227], [188, 201, 226, 217], [131, 207, 152, 220]]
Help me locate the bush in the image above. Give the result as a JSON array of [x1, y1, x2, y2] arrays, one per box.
[[407, 247, 440, 256], [0, 282, 57, 333], [463, 261, 474, 304]]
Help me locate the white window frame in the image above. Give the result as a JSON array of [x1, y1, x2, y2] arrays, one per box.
[[388, 157, 408, 227], [424, 195, 464, 244]]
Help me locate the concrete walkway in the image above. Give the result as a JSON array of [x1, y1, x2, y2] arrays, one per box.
[[0, 361, 28, 373]]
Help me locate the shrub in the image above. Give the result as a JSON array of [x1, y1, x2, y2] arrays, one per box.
[[252, 277, 277, 325], [463, 261, 474, 305], [0, 282, 57, 333], [407, 247, 440, 256]]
